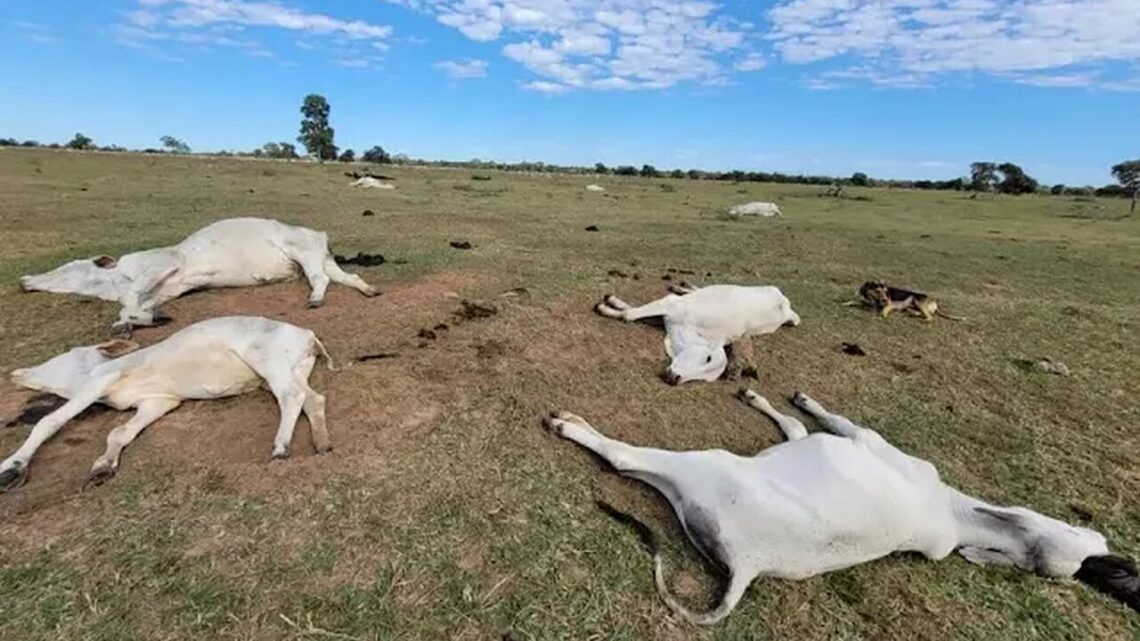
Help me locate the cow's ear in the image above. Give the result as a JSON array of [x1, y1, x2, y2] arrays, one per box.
[[93, 255, 117, 269], [96, 339, 140, 358]]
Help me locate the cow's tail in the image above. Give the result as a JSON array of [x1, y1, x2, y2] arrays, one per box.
[[312, 336, 340, 371], [595, 501, 742, 626]]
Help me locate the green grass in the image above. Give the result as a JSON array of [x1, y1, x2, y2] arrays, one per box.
[[0, 148, 1138, 640]]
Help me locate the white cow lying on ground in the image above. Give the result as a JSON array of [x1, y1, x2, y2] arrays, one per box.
[[0, 317, 334, 491], [20, 217, 378, 334], [547, 390, 1139, 624], [729, 202, 781, 217], [595, 284, 800, 384]]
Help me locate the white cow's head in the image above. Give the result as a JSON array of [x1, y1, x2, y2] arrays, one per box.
[[10, 339, 139, 397], [662, 325, 728, 385], [20, 256, 127, 302]]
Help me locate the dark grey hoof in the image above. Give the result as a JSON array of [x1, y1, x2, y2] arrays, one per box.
[[0, 465, 27, 492], [110, 323, 134, 338], [315, 444, 333, 455], [307, 300, 324, 309], [271, 448, 291, 461], [86, 466, 115, 487], [791, 391, 808, 408], [152, 311, 173, 326]]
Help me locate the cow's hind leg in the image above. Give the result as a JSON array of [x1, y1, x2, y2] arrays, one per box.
[[323, 257, 379, 298], [294, 255, 332, 308], [739, 389, 807, 441], [295, 353, 331, 454], [596, 295, 678, 323], [89, 397, 181, 484]]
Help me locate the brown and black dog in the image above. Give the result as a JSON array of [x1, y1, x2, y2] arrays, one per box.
[[851, 281, 965, 322]]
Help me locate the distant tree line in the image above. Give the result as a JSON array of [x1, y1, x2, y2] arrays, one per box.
[[3, 98, 1136, 205]]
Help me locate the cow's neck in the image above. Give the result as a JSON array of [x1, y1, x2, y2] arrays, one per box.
[[945, 487, 1026, 557]]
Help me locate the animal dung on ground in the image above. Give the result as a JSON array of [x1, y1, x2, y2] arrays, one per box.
[[607, 269, 629, 278], [841, 342, 867, 356], [585, 225, 600, 231], [334, 252, 386, 267], [361, 209, 375, 217], [450, 241, 473, 250], [356, 352, 398, 362], [455, 299, 499, 320]]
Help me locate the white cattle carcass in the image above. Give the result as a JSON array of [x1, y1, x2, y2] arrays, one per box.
[[729, 202, 781, 217], [547, 390, 1138, 624], [351, 176, 395, 189], [595, 284, 800, 384], [585, 184, 606, 192], [20, 218, 378, 333], [0, 317, 334, 490]]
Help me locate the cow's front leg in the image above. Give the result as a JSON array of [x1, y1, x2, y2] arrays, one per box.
[[723, 338, 756, 380], [296, 257, 332, 308], [88, 397, 181, 484]]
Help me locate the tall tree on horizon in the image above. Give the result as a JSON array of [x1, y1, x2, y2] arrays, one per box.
[[298, 94, 337, 161]]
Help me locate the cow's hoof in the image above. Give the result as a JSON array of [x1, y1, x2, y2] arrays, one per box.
[[791, 391, 809, 408], [542, 412, 564, 435], [86, 465, 116, 487], [270, 447, 291, 461], [152, 311, 173, 326], [364, 288, 381, 298], [307, 300, 324, 309], [110, 322, 134, 338], [314, 444, 333, 455], [0, 465, 27, 492]]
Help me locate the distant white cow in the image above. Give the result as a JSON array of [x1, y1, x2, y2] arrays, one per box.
[[595, 284, 800, 384], [0, 317, 334, 490], [351, 177, 395, 190], [729, 202, 781, 217], [20, 218, 378, 333], [547, 390, 1138, 624], [585, 184, 606, 192]]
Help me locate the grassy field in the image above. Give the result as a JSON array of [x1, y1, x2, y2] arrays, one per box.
[[0, 148, 1137, 641]]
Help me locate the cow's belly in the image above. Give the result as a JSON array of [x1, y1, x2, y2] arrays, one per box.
[[179, 241, 299, 289], [103, 351, 263, 407]]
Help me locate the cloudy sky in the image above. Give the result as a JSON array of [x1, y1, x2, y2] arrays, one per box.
[[2, 0, 1137, 184]]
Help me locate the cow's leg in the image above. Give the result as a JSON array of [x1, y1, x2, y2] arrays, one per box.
[[88, 397, 181, 483], [293, 352, 331, 454], [597, 295, 677, 323], [269, 386, 306, 460], [723, 338, 756, 380], [295, 256, 332, 308], [544, 412, 682, 490], [323, 257, 379, 298], [739, 389, 807, 441], [0, 379, 114, 491], [303, 387, 331, 454], [791, 392, 866, 438], [667, 281, 698, 296]]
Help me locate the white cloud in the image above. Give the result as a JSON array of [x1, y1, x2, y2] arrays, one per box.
[[401, 1, 762, 92], [735, 52, 765, 71], [117, 0, 392, 63], [523, 80, 572, 93], [768, 0, 1140, 89], [14, 20, 58, 44], [436, 58, 489, 78]]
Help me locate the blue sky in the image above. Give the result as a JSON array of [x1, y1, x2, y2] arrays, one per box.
[[1, 0, 1137, 185]]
